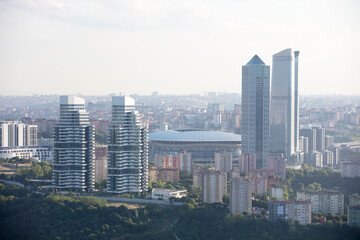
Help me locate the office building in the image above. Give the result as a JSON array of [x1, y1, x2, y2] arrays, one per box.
[[270, 49, 300, 158], [52, 96, 95, 191], [215, 152, 233, 172], [241, 55, 270, 169], [269, 200, 311, 225], [0, 121, 37, 147], [202, 169, 227, 203], [297, 190, 344, 214], [238, 153, 256, 173], [230, 177, 252, 214], [268, 156, 286, 179], [107, 96, 148, 194]]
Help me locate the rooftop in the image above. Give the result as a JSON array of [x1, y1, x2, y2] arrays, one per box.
[[247, 55, 265, 65], [152, 188, 187, 193], [148, 129, 241, 142]]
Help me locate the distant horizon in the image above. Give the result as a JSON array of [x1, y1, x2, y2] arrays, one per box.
[[1, 92, 360, 97]]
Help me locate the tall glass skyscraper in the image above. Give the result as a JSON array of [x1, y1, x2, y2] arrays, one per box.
[[107, 96, 148, 194], [52, 96, 95, 191], [241, 55, 270, 169], [270, 49, 300, 158]]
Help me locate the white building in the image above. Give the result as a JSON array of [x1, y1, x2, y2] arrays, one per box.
[[107, 96, 148, 194], [230, 177, 252, 214], [52, 96, 95, 191], [297, 190, 344, 214], [151, 188, 187, 201], [0, 121, 37, 147], [0, 146, 51, 162], [241, 55, 270, 169], [270, 49, 300, 158]]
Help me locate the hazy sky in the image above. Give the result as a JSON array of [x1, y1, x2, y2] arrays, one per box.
[[0, 0, 359, 96]]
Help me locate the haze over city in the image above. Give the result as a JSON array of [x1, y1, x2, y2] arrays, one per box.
[[1, 0, 360, 96], [1, 1, 360, 240]]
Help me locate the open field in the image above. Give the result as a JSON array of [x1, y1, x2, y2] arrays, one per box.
[[0, 163, 31, 175], [106, 201, 144, 209]]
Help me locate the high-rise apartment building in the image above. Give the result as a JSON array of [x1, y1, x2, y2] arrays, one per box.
[[298, 136, 309, 153], [107, 96, 148, 194], [269, 200, 311, 225], [348, 194, 360, 227], [179, 152, 193, 173], [0, 121, 37, 147], [300, 129, 316, 152], [52, 96, 95, 191], [215, 152, 233, 172], [202, 169, 227, 203], [238, 153, 256, 173], [269, 183, 284, 200], [230, 177, 252, 214], [241, 55, 270, 169], [314, 127, 326, 152], [148, 167, 179, 183], [341, 162, 360, 178], [268, 156, 286, 179], [297, 190, 344, 214], [270, 49, 300, 158]]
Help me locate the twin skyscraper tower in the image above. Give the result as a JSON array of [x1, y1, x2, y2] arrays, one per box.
[[53, 95, 148, 192], [241, 48, 300, 169]]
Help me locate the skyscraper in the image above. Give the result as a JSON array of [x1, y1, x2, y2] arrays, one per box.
[[52, 96, 95, 191], [241, 55, 270, 169], [270, 48, 300, 158], [107, 96, 148, 194]]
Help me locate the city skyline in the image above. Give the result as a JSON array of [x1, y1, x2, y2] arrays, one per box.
[[1, 0, 359, 96]]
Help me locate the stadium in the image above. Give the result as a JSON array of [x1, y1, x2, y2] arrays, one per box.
[[148, 129, 241, 165]]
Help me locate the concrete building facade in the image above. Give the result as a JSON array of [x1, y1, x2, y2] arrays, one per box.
[[297, 190, 344, 214], [201, 169, 227, 203], [230, 177, 252, 214], [269, 200, 311, 225]]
